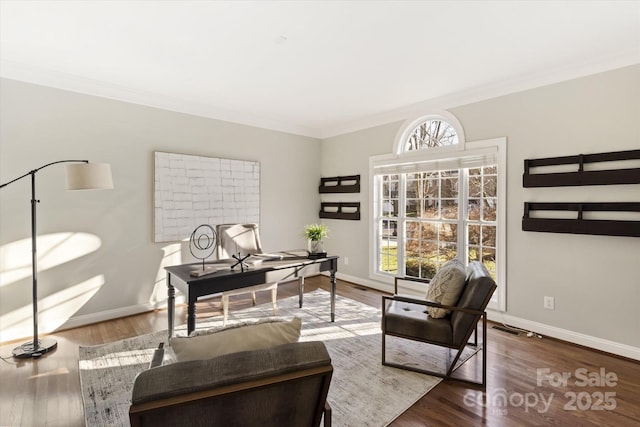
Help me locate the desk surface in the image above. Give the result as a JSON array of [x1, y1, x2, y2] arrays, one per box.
[[166, 251, 338, 284]]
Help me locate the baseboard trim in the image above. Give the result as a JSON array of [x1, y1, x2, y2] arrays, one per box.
[[59, 303, 155, 331], [334, 272, 392, 293], [333, 272, 640, 361], [487, 311, 640, 361], [55, 295, 187, 333]]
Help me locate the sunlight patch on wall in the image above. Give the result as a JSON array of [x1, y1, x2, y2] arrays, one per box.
[[0, 232, 102, 287], [150, 243, 183, 305], [0, 275, 104, 342]]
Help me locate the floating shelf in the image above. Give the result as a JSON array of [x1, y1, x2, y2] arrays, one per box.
[[319, 175, 361, 193], [319, 202, 361, 220], [523, 149, 640, 187], [522, 202, 640, 237]]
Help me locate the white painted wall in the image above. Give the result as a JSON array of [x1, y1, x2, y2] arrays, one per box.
[[0, 78, 321, 342], [321, 65, 640, 357]]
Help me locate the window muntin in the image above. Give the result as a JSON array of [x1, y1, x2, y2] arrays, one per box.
[[404, 119, 459, 151]]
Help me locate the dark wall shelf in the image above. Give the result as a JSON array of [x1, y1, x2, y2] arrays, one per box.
[[523, 149, 640, 187], [319, 175, 360, 193], [319, 202, 361, 221], [522, 202, 640, 237]]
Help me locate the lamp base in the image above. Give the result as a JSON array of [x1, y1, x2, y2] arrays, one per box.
[[12, 338, 57, 359]]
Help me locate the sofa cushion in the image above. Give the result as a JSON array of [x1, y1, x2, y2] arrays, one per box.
[[425, 258, 467, 318], [170, 317, 302, 362]]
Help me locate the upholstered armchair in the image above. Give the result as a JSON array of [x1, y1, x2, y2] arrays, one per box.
[[216, 223, 278, 324], [129, 341, 333, 427], [382, 261, 497, 388]]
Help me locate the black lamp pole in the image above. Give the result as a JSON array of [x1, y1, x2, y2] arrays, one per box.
[[1, 160, 89, 358]]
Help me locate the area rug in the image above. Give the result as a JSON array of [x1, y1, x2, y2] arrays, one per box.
[[80, 290, 473, 426]]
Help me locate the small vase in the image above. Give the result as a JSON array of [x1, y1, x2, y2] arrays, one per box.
[[308, 239, 324, 254]]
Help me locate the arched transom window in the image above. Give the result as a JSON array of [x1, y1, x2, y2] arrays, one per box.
[[403, 119, 459, 151]]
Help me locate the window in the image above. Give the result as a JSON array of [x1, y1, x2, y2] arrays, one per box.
[[370, 112, 506, 311], [404, 119, 459, 150]]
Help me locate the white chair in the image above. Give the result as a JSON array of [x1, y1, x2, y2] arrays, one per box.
[[216, 223, 278, 325]]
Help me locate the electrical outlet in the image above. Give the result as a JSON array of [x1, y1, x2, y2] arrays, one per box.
[[544, 296, 554, 310], [344, 257, 349, 265]]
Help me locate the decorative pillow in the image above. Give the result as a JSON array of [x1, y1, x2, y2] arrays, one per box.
[[425, 259, 467, 318], [170, 317, 302, 362]]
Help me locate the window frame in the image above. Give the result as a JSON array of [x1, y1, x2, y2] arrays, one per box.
[[369, 113, 506, 312]]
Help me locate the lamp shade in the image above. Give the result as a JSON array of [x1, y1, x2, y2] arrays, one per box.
[[65, 163, 113, 190]]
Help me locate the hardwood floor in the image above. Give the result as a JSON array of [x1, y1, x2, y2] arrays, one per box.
[[1, 276, 639, 426]]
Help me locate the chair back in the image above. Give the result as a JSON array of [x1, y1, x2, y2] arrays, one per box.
[[450, 261, 497, 346], [216, 223, 264, 259], [130, 341, 332, 427]]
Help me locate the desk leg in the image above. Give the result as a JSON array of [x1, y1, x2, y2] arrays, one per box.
[[330, 270, 336, 322], [167, 272, 175, 340], [298, 276, 305, 308], [187, 299, 196, 335]]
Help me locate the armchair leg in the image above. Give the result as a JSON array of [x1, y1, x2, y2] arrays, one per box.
[[473, 324, 478, 346], [482, 312, 487, 388], [381, 296, 387, 365], [324, 402, 332, 427], [381, 333, 386, 365], [222, 294, 229, 326], [271, 286, 278, 315]]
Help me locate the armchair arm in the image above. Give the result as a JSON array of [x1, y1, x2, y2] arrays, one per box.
[[394, 276, 429, 294], [382, 294, 486, 316]]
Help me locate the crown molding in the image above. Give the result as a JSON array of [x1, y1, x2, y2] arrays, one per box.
[[0, 59, 321, 139], [3, 50, 638, 141], [318, 50, 640, 139]]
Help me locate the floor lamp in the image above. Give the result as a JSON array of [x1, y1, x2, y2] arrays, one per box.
[[0, 160, 113, 358]]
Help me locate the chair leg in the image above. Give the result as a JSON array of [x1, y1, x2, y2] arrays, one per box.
[[251, 291, 257, 305], [271, 287, 278, 315], [222, 294, 229, 326], [323, 402, 332, 427], [381, 296, 387, 365], [482, 312, 488, 388], [381, 332, 386, 364]]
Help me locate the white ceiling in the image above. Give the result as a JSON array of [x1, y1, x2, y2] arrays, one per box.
[[1, 1, 638, 138]]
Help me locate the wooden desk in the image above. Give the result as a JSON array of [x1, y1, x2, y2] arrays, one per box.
[[165, 253, 339, 337]]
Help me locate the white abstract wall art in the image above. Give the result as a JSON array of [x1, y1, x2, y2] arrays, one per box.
[[154, 151, 260, 243]]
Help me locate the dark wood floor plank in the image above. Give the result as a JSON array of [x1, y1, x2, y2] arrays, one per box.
[[1, 276, 639, 426]]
